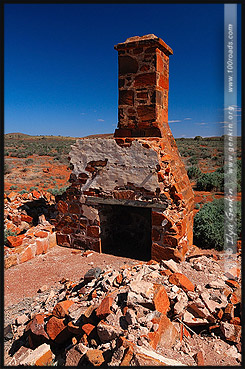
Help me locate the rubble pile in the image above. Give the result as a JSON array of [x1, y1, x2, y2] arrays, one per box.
[[5, 255, 241, 366], [4, 190, 57, 268]]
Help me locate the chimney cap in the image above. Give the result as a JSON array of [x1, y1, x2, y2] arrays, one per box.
[[114, 34, 173, 55]]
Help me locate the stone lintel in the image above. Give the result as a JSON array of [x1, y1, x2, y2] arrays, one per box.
[[85, 196, 169, 209], [114, 34, 173, 56]]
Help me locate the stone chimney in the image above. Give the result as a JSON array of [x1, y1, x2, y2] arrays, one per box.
[[114, 34, 173, 138], [56, 35, 194, 263]]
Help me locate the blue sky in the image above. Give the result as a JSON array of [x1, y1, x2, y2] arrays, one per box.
[[4, 4, 241, 138]]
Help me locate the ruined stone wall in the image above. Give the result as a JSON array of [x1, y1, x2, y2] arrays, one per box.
[[55, 136, 194, 261]]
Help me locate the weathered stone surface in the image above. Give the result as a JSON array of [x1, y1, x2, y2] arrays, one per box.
[[97, 320, 121, 343], [65, 343, 88, 366], [96, 296, 113, 320], [46, 316, 70, 344], [84, 267, 102, 283], [52, 300, 74, 318], [193, 351, 205, 366], [220, 322, 241, 343], [134, 346, 186, 366], [70, 139, 159, 192], [169, 273, 195, 292], [25, 314, 49, 346], [148, 313, 178, 349], [19, 343, 53, 366], [85, 349, 105, 366]]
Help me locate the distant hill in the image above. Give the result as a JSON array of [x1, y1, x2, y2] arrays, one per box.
[[5, 132, 114, 140]]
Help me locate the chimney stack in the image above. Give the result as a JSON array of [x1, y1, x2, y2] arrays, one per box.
[[114, 34, 173, 138]]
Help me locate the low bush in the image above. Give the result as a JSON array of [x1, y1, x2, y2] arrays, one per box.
[[4, 228, 17, 245], [4, 162, 11, 174], [10, 185, 18, 190], [47, 185, 69, 196], [194, 198, 241, 250], [24, 158, 34, 165], [187, 165, 202, 179]]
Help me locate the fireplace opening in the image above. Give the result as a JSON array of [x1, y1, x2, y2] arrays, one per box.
[[99, 204, 152, 261]]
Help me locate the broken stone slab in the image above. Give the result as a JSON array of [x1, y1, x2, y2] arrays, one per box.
[[97, 320, 122, 343], [129, 280, 154, 299], [65, 343, 88, 366], [19, 343, 54, 366], [15, 314, 29, 326], [182, 311, 209, 326], [220, 322, 241, 343], [206, 280, 226, 289], [6, 346, 32, 366], [134, 345, 186, 366], [169, 273, 195, 293], [52, 300, 75, 318], [67, 303, 88, 324], [187, 301, 215, 322], [173, 291, 188, 315], [148, 313, 179, 349], [84, 349, 105, 366], [84, 267, 102, 283]]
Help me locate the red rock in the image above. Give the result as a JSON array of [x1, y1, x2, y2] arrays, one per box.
[[34, 230, 48, 238], [85, 349, 105, 366], [67, 321, 83, 335], [36, 238, 49, 255], [46, 316, 70, 344], [32, 190, 41, 199], [134, 72, 156, 87], [229, 292, 239, 305], [225, 279, 240, 289], [7, 234, 25, 248], [160, 269, 172, 276], [220, 322, 241, 343], [87, 226, 100, 238], [169, 272, 195, 292], [52, 300, 75, 318], [225, 267, 240, 280], [153, 284, 170, 314], [82, 323, 96, 337], [96, 297, 113, 320], [7, 191, 18, 201], [120, 346, 134, 366], [148, 314, 178, 350], [25, 314, 49, 347], [193, 351, 205, 366], [174, 193, 183, 201], [57, 200, 68, 213], [20, 214, 33, 223], [19, 246, 35, 264], [151, 243, 183, 263], [229, 317, 240, 325]]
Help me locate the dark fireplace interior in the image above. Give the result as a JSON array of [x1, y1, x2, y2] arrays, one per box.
[[99, 204, 152, 261]]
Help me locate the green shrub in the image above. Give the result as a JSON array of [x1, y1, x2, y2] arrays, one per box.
[[30, 186, 38, 191], [10, 185, 18, 190], [194, 198, 241, 250], [25, 158, 34, 165], [47, 185, 69, 196], [194, 203, 201, 209], [4, 162, 11, 174], [4, 228, 17, 244], [187, 165, 202, 179], [188, 156, 198, 165], [19, 189, 28, 194], [196, 172, 224, 192]]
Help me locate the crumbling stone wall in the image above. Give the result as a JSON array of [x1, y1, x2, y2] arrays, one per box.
[[55, 34, 194, 261]]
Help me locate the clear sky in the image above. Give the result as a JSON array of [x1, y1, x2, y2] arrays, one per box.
[[4, 4, 241, 138]]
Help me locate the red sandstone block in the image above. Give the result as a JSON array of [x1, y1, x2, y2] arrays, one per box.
[[152, 228, 161, 241], [87, 226, 100, 238], [160, 269, 172, 276], [156, 53, 164, 74], [151, 243, 183, 263], [57, 200, 68, 214], [20, 214, 33, 223], [46, 316, 70, 344], [56, 233, 71, 247], [137, 105, 156, 121], [32, 190, 41, 199], [36, 238, 48, 255], [174, 193, 183, 201], [19, 246, 35, 264], [148, 314, 178, 350], [34, 230, 48, 238], [169, 272, 195, 292], [69, 202, 81, 214], [114, 129, 132, 137], [193, 351, 204, 366], [7, 234, 25, 248], [96, 297, 113, 320], [134, 72, 156, 87], [52, 300, 74, 318], [119, 90, 134, 105], [82, 323, 96, 337], [153, 284, 170, 314], [162, 234, 181, 247], [225, 279, 240, 289]]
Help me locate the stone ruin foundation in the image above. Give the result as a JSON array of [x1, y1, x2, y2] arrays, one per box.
[[55, 34, 194, 262]]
